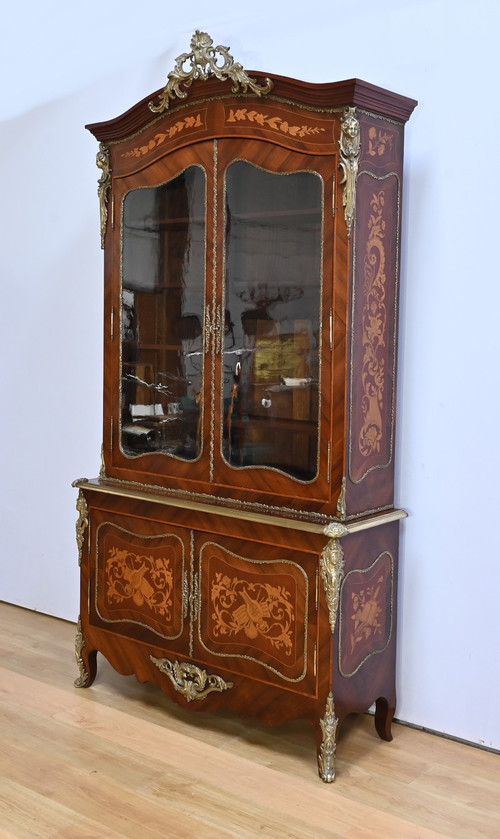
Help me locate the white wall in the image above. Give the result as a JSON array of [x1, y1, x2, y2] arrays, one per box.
[[1, 1, 499, 750]]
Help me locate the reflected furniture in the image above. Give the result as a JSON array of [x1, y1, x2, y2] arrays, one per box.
[[73, 32, 416, 781]]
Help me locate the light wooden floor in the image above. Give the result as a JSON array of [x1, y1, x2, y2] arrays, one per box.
[[0, 602, 498, 839]]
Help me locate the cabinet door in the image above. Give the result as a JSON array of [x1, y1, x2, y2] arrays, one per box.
[[106, 142, 214, 485], [213, 140, 335, 504], [89, 509, 190, 649], [193, 532, 318, 696]]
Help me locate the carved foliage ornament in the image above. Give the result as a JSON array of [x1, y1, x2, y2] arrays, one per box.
[[149, 30, 273, 113]]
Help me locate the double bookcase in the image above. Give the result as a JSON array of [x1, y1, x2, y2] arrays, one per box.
[[73, 31, 416, 780]]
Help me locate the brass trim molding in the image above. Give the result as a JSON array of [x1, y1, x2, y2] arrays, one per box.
[[149, 31, 273, 114], [150, 655, 234, 701], [74, 477, 406, 535], [339, 107, 361, 237], [318, 691, 338, 782], [319, 523, 348, 634]]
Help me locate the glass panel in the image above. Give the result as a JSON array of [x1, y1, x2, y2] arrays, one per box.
[[121, 166, 205, 459], [222, 161, 322, 481]]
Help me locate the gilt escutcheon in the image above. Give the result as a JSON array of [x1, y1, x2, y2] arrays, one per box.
[[151, 655, 233, 701]]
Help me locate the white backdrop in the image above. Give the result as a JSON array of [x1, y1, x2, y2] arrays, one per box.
[[1, 0, 499, 750]]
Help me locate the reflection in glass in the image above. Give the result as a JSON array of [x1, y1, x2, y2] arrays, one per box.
[[223, 161, 323, 480], [121, 167, 206, 459]]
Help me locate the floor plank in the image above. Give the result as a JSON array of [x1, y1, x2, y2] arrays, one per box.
[[0, 602, 499, 839]]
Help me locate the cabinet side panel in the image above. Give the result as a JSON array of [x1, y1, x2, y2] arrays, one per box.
[[334, 520, 400, 718], [346, 116, 406, 515]]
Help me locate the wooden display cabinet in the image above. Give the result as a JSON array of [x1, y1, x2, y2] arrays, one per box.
[[73, 31, 416, 781]]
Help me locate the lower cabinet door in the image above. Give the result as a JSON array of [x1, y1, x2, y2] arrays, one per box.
[[193, 533, 319, 696], [90, 510, 190, 649]]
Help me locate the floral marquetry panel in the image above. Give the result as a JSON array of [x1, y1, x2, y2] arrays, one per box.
[[338, 551, 393, 677], [196, 539, 315, 689], [348, 173, 400, 490], [94, 522, 187, 642], [358, 113, 403, 173]]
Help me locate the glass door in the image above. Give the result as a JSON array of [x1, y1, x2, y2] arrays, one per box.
[[120, 165, 207, 465]]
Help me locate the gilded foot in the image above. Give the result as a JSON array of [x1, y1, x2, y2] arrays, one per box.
[[317, 692, 338, 782]]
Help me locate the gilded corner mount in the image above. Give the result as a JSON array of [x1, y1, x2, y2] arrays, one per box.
[[149, 30, 273, 113], [96, 143, 111, 249], [320, 522, 348, 635], [339, 107, 361, 237]]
